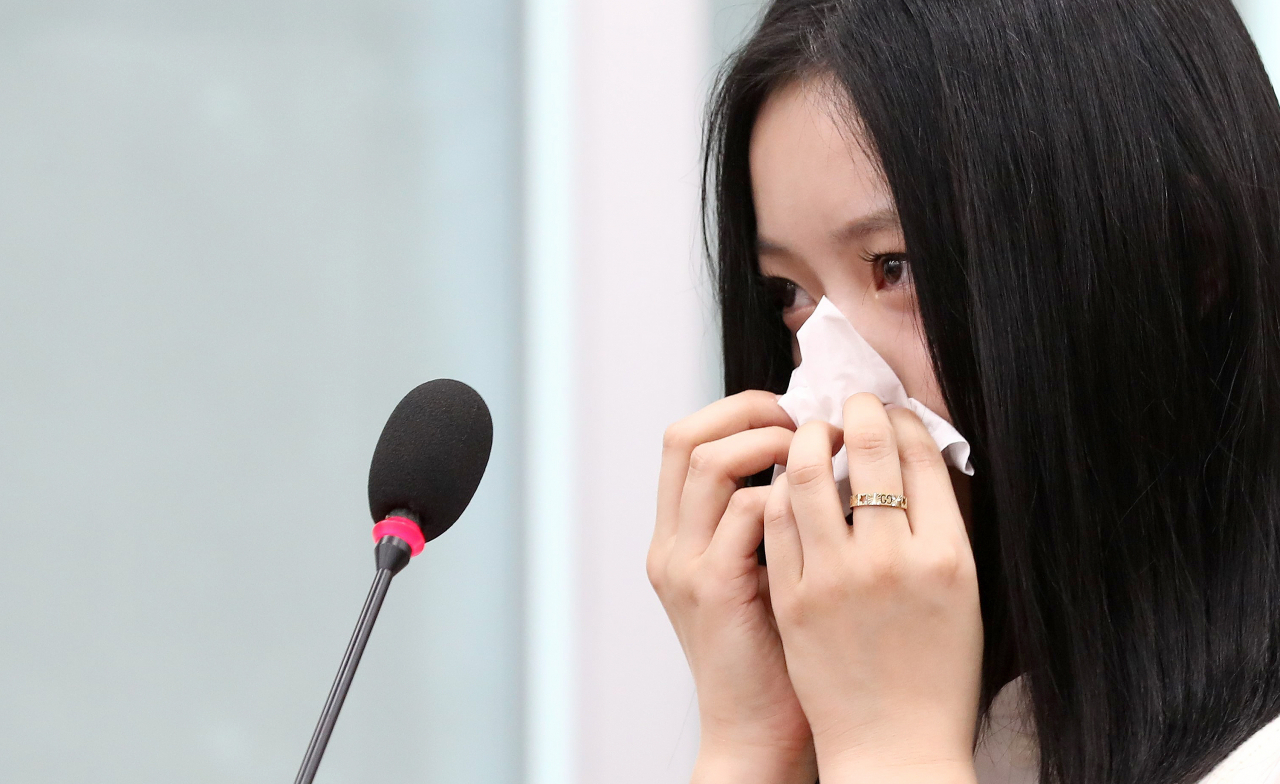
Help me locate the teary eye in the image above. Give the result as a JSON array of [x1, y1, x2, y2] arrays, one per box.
[[761, 276, 798, 310], [868, 253, 911, 290], [760, 275, 817, 331]]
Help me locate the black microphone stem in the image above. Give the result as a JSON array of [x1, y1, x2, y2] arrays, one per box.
[[294, 536, 413, 784]]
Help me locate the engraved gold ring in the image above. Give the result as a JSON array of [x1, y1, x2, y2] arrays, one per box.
[[849, 492, 908, 511]]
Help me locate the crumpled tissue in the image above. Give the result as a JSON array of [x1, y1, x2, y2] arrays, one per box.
[[774, 297, 974, 500]]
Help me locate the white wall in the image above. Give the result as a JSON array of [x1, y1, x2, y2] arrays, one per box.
[[523, 1, 720, 782], [573, 2, 714, 779]]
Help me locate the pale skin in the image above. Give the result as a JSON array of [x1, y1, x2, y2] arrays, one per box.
[[647, 77, 984, 784]]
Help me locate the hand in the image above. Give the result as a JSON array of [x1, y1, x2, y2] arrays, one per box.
[[763, 393, 983, 783], [648, 391, 817, 784]]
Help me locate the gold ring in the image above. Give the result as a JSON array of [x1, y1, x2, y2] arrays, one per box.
[[850, 492, 908, 511]]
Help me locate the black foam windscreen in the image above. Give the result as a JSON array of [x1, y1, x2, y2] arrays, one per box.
[[367, 379, 493, 543]]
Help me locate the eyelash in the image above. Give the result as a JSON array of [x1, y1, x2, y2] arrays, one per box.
[[760, 253, 911, 314], [862, 252, 911, 289]]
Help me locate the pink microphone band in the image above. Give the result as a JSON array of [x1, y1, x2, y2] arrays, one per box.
[[372, 517, 426, 557]]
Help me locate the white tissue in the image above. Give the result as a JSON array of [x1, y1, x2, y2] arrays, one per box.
[[775, 297, 974, 500]]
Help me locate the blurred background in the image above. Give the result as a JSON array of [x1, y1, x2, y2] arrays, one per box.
[[0, 1, 1274, 782]]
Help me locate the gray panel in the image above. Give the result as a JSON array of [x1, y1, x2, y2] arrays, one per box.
[[0, 2, 521, 782]]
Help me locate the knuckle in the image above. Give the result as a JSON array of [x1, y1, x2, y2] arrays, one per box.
[[662, 422, 694, 453], [772, 592, 805, 625], [689, 571, 730, 607], [737, 388, 778, 406], [916, 544, 963, 584], [704, 552, 745, 586], [807, 571, 848, 603], [645, 561, 665, 592], [787, 460, 830, 491], [898, 436, 941, 471], [854, 545, 907, 589], [686, 443, 721, 477], [846, 425, 896, 461], [725, 488, 761, 519], [764, 425, 796, 447], [665, 564, 697, 604], [645, 546, 669, 591], [763, 494, 790, 528], [794, 420, 832, 441], [886, 405, 925, 430], [846, 391, 884, 411]]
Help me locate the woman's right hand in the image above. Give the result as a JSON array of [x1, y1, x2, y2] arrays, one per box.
[[648, 390, 817, 784]]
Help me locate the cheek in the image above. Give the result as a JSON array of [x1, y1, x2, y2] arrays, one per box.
[[857, 310, 952, 425], [892, 339, 952, 425]]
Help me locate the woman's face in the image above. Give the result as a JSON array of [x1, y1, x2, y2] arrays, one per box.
[[749, 77, 950, 425]]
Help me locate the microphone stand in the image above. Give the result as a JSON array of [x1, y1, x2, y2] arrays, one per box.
[[294, 535, 412, 784]]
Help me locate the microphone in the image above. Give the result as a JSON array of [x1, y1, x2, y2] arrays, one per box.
[[294, 379, 493, 784]]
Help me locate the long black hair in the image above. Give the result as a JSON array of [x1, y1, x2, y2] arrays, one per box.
[[704, 2, 1280, 782]]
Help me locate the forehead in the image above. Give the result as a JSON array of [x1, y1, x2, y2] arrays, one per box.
[[748, 78, 892, 236]]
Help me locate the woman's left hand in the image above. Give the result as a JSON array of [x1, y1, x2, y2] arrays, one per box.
[[763, 393, 984, 784]]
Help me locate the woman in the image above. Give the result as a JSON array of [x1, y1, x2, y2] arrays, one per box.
[[646, 1, 1280, 783]]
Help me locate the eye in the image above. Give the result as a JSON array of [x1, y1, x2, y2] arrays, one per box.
[[760, 275, 796, 310], [760, 275, 817, 331], [867, 253, 911, 290]]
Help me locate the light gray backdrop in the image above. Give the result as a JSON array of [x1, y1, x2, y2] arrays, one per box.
[[0, 1, 522, 782]]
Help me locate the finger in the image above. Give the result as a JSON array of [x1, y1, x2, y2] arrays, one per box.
[[655, 391, 795, 545], [675, 426, 794, 555], [785, 420, 847, 559], [762, 472, 802, 585], [887, 406, 967, 546], [704, 485, 772, 563], [844, 393, 910, 552]]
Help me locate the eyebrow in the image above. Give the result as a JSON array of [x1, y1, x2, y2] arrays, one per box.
[[757, 207, 901, 256]]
